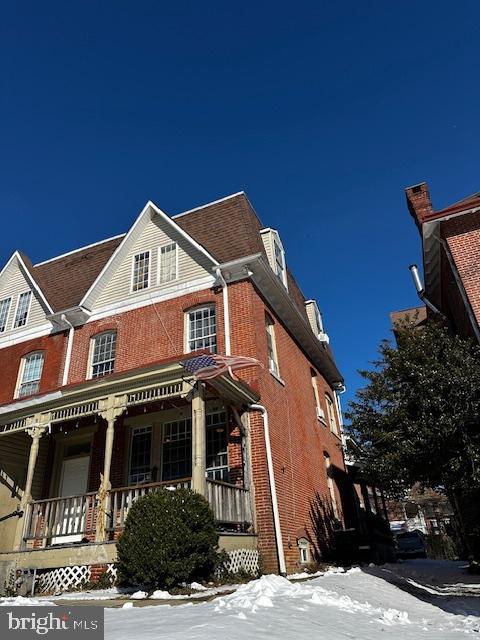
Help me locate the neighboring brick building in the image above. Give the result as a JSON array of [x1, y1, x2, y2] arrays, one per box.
[[406, 183, 480, 340], [0, 192, 348, 591]]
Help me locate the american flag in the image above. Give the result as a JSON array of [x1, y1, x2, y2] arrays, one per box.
[[181, 353, 263, 380]]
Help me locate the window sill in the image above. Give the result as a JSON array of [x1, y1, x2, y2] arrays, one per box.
[[318, 417, 327, 427], [269, 369, 285, 386]]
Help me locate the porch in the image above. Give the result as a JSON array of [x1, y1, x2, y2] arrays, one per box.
[[23, 477, 253, 547], [0, 357, 259, 555]]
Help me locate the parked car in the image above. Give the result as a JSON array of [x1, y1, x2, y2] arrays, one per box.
[[395, 530, 427, 559]]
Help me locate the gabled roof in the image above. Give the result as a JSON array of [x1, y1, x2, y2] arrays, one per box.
[[4, 193, 310, 323], [0, 251, 53, 314], [31, 236, 125, 312]]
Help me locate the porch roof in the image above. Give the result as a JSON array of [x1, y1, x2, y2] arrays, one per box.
[[0, 353, 259, 436]]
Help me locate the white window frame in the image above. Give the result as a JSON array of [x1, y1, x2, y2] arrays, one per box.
[[265, 314, 280, 378], [158, 242, 178, 284], [185, 306, 217, 353], [311, 370, 325, 422], [298, 538, 310, 564], [0, 297, 12, 333], [88, 331, 117, 379], [128, 426, 152, 485], [131, 250, 151, 293], [12, 291, 32, 329], [325, 394, 338, 435], [273, 237, 287, 287], [15, 351, 44, 399]]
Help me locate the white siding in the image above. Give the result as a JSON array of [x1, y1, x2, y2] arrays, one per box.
[[0, 259, 50, 337], [305, 300, 320, 335], [93, 215, 213, 310]]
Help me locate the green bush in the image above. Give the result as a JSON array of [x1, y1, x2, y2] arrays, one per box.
[[117, 488, 219, 590]]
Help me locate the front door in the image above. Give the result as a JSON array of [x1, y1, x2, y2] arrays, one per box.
[[52, 456, 90, 544]]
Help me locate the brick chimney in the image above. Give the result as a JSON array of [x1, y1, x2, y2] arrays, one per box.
[[405, 182, 433, 227]]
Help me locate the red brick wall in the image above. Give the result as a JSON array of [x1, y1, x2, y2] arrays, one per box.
[[0, 332, 67, 404], [228, 281, 346, 573], [67, 289, 225, 384], [443, 212, 480, 335]]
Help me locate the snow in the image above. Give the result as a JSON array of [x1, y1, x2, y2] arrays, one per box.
[[0, 596, 55, 607], [1, 561, 478, 638], [103, 566, 479, 639]]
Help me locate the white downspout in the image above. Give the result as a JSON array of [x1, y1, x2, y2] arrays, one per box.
[[61, 314, 74, 386], [249, 403, 287, 575], [215, 266, 231, 356]]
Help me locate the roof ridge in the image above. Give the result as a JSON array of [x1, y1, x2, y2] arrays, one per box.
[[172, 192, 246, 219], [34, 234, 126, 267]]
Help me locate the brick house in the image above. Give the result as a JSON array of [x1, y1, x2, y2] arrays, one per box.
[[0, 193, 347, 591], [406, 183, 480, 339]]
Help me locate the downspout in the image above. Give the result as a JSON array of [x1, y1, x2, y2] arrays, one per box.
[[215, 266, 231, 356], [61, 314, 74, 386], [409, 265, 445, 316], [249, 403, 287, 575]]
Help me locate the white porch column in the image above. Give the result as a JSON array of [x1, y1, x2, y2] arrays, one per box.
[[14, 420, 47, 550], [191, 382, 207, 497], [96, 395, 127, 542]]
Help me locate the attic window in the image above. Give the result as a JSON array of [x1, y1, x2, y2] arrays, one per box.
[[13, 291, 32, 328], [273, 238, 287, 287], [0, 298, 11, 333], [132, 251, 150, 292]]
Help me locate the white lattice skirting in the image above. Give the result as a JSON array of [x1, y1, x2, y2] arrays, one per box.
[[222, 549, 259, 576], [38, 565, 91, 594], [35, 549, 258, 594]]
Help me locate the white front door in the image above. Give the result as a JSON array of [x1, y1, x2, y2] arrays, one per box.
[[52, 456, 90, 544]]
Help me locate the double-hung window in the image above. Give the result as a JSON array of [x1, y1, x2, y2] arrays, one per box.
[[129, 426, 152, 484], [159, 243, 177, 283], [132, 251, 150, 292], [90, 331, 117, 378], [326, 394, 338, 435], [13, 291, 32, 328], [324, 453, 339, 520], [0, 298, 11, 333], [17, 352, 44, 398], [206, 411, 228, 481], [187, 306, 217, 353], [265, 314, 279, 377]]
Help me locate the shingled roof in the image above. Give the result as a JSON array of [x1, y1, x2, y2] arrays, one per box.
[[20, 193, 310, 321], [30, 236, 125, 312]]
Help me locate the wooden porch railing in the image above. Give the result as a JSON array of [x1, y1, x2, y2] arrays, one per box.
[[24, 492, 97, 547], [206, 478, 252, 527], [106, 478, 191, 531], [23, 478, 253, 547]]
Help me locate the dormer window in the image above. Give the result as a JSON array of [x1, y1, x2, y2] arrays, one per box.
[[273, 239, 286, 286], [260, 229, 288, 289], [132, 251, 150, 292], [0, 298, 11, 333], [159, 243, 177, 283], [13, 291, 32, 328]]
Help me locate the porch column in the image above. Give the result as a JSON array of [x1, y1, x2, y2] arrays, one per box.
[[191, 382, 207, 496], [96, 395, 127, 542], [14, 420, 48, 550]]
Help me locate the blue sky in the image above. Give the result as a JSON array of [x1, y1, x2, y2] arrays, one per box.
[[1, 1, 479, 407]]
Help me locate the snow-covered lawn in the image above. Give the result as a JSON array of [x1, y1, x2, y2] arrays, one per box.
[[101, 567, 478, 639], [2, 562, 479, 638]]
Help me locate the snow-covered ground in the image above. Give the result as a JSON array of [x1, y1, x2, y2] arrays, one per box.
[[102, 567, 479, 639], [2, 562, 479, 638]]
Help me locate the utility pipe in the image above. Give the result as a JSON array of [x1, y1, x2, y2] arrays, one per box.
[[408, 265, 444, 316], [215, 267, 231, 356], [249, 403, 287, 575], [61, 314, 74, 386]]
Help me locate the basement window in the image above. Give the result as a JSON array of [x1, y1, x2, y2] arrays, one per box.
[[298, 538, 310, 564]]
